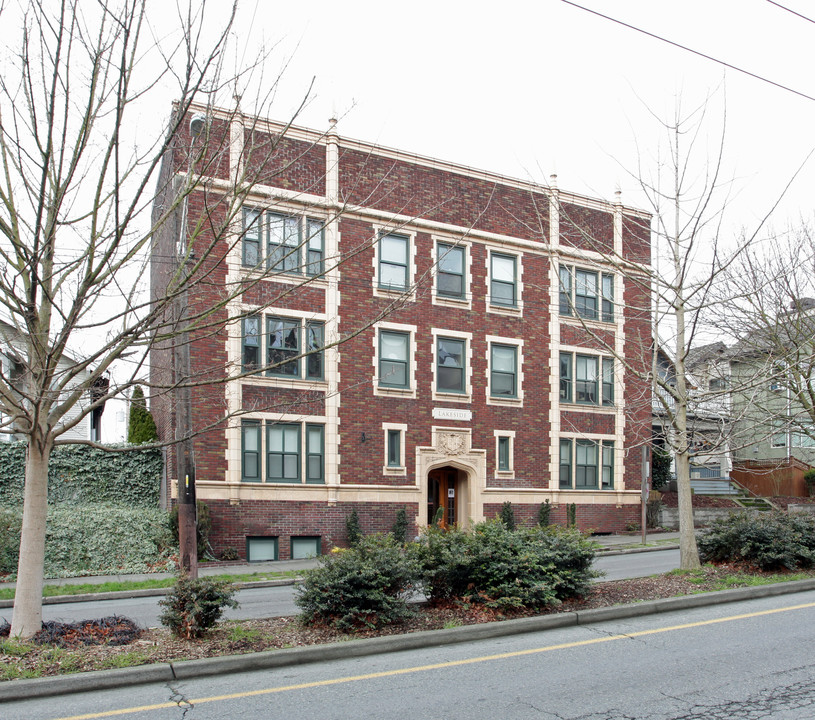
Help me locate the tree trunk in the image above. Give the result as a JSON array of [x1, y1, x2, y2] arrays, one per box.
[[11, 439, 53, 638], [675, 447, 701, 569]]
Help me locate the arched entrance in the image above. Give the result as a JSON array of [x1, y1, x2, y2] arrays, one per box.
[[427, 466, 460, 528]]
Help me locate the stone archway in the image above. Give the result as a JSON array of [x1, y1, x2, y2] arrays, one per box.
[[416, 427, 487, 529]]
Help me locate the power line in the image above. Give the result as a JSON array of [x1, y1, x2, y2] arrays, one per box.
[[561, 0, 815, 103], [766, 0, 815, 26]]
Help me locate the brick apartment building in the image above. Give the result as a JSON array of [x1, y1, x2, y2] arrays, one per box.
[[151, 104, 652, 561]]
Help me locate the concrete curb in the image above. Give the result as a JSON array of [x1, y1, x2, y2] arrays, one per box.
[[2, 577, 815, 703]]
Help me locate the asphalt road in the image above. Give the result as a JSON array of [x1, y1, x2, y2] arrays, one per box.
[[7, 588, 815, 719], [24, 548, 682, 629]]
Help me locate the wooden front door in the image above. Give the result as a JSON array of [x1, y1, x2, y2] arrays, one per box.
[[427, 467, 457, 529]]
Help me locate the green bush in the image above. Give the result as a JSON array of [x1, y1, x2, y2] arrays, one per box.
[[537, 500, 551, 527], [295, 534, 420, 631], [651, 447, 672, 491], [168, 501, 213, 558], [418, 520, 597, 610], [158, 575, 238, 638], [698, 511, 815, 571], [0, 504, 176, 578], [127, 385, 159, 444], [392, 508, 409, 544], [499, 501, 516, 530], [0, 442, 160, 507], [345, 509, 362, 546], [0, 508, 22, 574]]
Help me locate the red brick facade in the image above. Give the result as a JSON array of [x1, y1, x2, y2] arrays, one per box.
[[151, 107, 652, 560]]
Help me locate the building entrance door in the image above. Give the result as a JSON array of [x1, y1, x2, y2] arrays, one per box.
[[427, 467, 458, 529]]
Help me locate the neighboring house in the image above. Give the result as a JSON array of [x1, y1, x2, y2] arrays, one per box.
[[0, 320, 104, 442], [651, 343, 732, 483], [150, 105, 653, 560]]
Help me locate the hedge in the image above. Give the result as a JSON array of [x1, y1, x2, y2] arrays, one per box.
[[0, 504, 176, 578], [0, 442, 161, 507]]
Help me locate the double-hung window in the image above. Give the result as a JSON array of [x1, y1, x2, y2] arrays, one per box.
[[268, 213, 300, 273], [387, 429, 401, 467], [242, 421, 261, 482], [560, 352, 573, 402], [437, 337, 465, 393], [575, 355, 598, 404], [242, 316, 261, 371], [498, 436, 511, 471], [601, 274, 614, 322], [379, 233, 409, 291], [305, 323, 324, 380], [560, 438, 615, 490], [267, 318, 300, 377], [267, 423, 300, 482], [490, 253, 517, 307], [437, 243, 465, 299], [379, 331, 410, 388], [575, 269, 598, 320], [241, 210, 324, 276], [559, 265, 615, 323], [490, 344, 517, 398], [602, 357, 614, 406]]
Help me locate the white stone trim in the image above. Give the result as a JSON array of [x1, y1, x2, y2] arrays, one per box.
[[485, 335, 524, 406], [382, 422, 408, 476], [431, 236, 472, 310], [431, 328, 473, 403], [372, 321, 417, 399]]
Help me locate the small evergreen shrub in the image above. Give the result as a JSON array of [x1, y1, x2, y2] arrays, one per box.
[[168, 501, 213, 558], [804, 469, 815, 498], [0, 508, 22, 574], [159, 575, 238, 638], [127, 386, 159, 444], [418, 520, 597, 610], [220, 547, 240, 561], [651, 447, 672, 491], [567, 503, 577, 527], [499, 501, 516, 530], [345, 509, 362, 546], [537, 500, 551, 527], [392, 508, 409, 544], [295, 534, 420, 631], [698, 511, 815, 571]]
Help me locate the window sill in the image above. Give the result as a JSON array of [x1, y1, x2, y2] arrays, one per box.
[[433, 295, 472, 310], [373, 285, 416, 303], [239, 267, 328, 286], [487, 303, 522, 317], [432, 391, 472, 404], [487, 396, 523, 407], [559, 315, 615, 329], [494, 470, 515, 480], [382, 466, 407, 476], [240, 376, 328, 392], [560, 402, 615, 413], [375, 385, 417, 399]]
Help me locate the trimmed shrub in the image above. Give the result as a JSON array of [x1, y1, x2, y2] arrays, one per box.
[[295, 534, 420, 631], [537, 500, 551, 527], [127, 385, 158, 444], [499, 501, 516, 530], [0, 507, 22, 574], [159, 575, 238, 638], [345, 509, 362, 546], [651, 447, 672, 492], [567, 503, 577, 527], [0, 442, 161, 507], [698, 511, 815, 571], [168, 501, 213, 559], [418, 520, 597, 610], [392, 507, 409, 544]]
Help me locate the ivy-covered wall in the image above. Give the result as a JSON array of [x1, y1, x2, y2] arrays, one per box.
[[0, 442, 161, 507]]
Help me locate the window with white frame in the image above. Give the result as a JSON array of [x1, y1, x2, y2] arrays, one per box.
[[240, 314, 324, 380], [559, 265, 614, 322], [242, 209, 324, 276], [378, 232, 410, 291], [494, 431, 515, 475], [559, 438, 614, 490], [241, 419, 324, 484], [560, 353, 615, 407], [489, 342, 519, 399], [437, 242, 466, 300], [437, 337, 466, 394], [379, 330, 410, 389], [382, 423, 407, 473], [489, 252, 517, 307]]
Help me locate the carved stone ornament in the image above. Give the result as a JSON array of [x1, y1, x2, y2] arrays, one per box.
[[438, 433, 466, 456]]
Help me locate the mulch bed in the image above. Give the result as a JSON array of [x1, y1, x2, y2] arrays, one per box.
[[3, 564, 811, 679]]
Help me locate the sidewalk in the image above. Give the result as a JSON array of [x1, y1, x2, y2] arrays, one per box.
[[0, 531, 682, 593]]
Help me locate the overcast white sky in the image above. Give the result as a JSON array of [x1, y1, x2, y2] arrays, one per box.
[[222, 0, 815, 231]]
